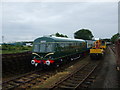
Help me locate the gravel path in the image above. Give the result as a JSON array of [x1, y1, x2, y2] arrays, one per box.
[[91, 46, 119, 88]]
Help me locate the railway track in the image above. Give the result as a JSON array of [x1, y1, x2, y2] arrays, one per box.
[[2, 52, 92, 89], [2, 69, 55, 89], [2, 55, 87, 89], [50, 60, 100, 89]]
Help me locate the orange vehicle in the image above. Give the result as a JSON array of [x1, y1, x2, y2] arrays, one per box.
[[90, 40, 106, 59]]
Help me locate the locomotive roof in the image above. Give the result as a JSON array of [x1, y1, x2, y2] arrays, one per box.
[[34, 36, 85, 43]]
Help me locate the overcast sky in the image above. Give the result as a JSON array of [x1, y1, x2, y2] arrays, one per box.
[[2, 2, 118, 42]]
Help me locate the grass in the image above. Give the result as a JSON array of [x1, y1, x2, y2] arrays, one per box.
[[1, 50, 31, 54], [0, 45, 32, 54]]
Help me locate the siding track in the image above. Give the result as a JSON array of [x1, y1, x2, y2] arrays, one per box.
[[2, 69, 54, 89], [50, 60, 100, 89]]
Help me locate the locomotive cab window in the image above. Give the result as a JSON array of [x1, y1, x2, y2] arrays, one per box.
[[101, 41, 105, 45], [33, 43, 54, 53], [39, 43, 46, 52], [46, 43, 53, 52], [33, 44, 39, 52], [40, 43, 53, 52]]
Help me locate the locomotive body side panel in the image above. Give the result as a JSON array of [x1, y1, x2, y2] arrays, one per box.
[[31, 36, 88, 67]]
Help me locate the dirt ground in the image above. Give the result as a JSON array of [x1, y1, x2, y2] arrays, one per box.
[[90, 46, 120, 88]]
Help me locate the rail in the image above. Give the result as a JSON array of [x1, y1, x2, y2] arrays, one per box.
[[2, 69, 55, 89], [50, 61, 100, 89]]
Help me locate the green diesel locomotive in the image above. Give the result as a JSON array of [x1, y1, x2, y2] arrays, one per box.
[[31, 36, 93, 67]]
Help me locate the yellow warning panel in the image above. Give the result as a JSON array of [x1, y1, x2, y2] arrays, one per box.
[[90, 49, 103, 53], [100, 46, 106, 49]]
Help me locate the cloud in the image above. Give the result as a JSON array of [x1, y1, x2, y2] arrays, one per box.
[[2, 2, 118, 42]]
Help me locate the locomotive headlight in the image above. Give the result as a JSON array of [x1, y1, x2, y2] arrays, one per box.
[[46, 60, 50, 66], [31, 60, 35, 65], [35, 63, 38, 67]]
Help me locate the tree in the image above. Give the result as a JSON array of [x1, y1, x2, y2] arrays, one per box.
[[55, 32, 68, 38], [102, 38, 111, 42], [74, 29, 94, 40], [111, 33, 119, 44]]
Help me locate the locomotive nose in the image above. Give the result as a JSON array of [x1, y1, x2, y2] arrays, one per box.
[[31, 60, 35, 65]]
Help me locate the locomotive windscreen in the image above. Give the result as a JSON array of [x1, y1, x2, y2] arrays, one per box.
[[33, 43, 53, 53], [101, 41, 105, 45]]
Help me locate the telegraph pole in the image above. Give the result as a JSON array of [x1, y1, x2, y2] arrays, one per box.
[[2, 36, 4, 43]]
